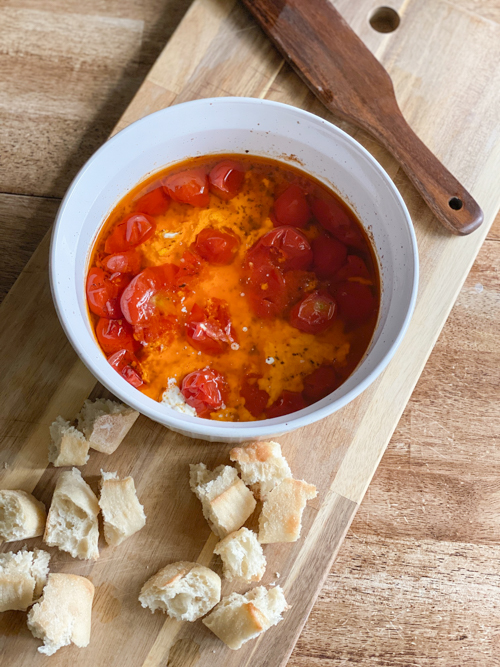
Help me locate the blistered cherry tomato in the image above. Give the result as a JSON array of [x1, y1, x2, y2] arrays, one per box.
[[133, 315, 177, 345], [102, 250, 142, 275], [134, 186, 170, 216], [96, 318, 138, 355], [209, 160, 245, 200], [302, 365, 338, 403], [177, 250, 202, 285], [163, 168, 209, 207], [250, 226, 313, 272], [108, 349, 143, 388], [240, 374, 269, 418], [334, 255, 371, 281], [120, 264, 179, 325], [86, 268, 124, 319], [266, 391, 306, 419], [181, 368, 228, 416], [246, 258, 288, 319], [290, 290, 337, 334], [104, 214, 156, 254], [274, 184, 310, 228], [311, 234, 347, 279], [310, 197, 364, 249], [186, 299, 236, 354], [194, 228, 239, 265], [333, 281, 376, 325]]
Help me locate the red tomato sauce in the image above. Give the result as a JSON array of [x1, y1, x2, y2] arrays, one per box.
[[87, 155, 380, 421]]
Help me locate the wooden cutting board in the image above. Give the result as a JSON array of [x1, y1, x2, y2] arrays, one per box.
[[1, 0, 500, 665]]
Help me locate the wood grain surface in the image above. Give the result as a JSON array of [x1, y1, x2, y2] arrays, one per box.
[[1, 1, 500, 666]]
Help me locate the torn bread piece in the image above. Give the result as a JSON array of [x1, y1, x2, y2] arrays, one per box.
[[189, 463, 256, 538], [229, 441, 292, 500], [49, 416, 90, 467], [202, 585, 288, 650], [214, 528, 266, 583], [44, 468, 100, 560], [27, 573, 94, 656], [99, 471, 146, 546], [0, 489, 46, 542], [0, 549, 50, 612], [139, 561, 221, 621], [77, 398, 139, 455], [258, 478, 317, 544]]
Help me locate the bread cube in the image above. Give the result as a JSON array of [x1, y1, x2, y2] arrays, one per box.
[[77, 398, 139, 455], [27, 573, 94, 656], [0, 549, 50, 612], [202, 585, 288, 650], [214, 527, 266, 583], [99, 471, 146, 546], [229, 441, 292, 499], [189, 463, 256, 538], [0, 489, 46, 543], [139, 561, 221, 621], [49, 416, 90, 467], [44, 468, 100, 560], [258, 478, 317, 544]]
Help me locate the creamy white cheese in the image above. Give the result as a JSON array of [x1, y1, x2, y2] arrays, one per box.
[[161, 378, 196, 416]]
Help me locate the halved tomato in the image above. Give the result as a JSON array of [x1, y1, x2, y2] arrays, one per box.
[[177, 250, 202, 286], [332, 281, 376, 326], [194, 227, 239, 265], [134, 186, 170, 216], [302, 365, 338, 403], [86, 267, 126, 319], [104, 214, 156, 254], [102, 249, 142, 275], [181, 368, 228, 416], [250, 226, 313, 272], [245, 258, 288, 319], [266, 391, 306, 419], [163, 168, 210, 207], [209, 160, 245, 200], [311, 234, 347, 279], [290, 290, 337, 334], [274, 183, 310, 228], [310, 196, 364, 249], [185, 299, 237, 355], [108, 349, 143, 388], [96, 318, 139, 355], [240, 374, 269, 418], [120, 264, 179, 325]]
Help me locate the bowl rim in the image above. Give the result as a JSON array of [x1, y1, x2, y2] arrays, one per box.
[[50, 96, 419, 439]]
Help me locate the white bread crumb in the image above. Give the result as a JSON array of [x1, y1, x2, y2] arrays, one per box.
[[230, 441, 292, 500], [214, 528, 266, 583], [0, 489, 46, 542], [99, 470, 146, 546], [0, 549, 50, 612], [259, 478, 317, 543], [49, 416, 90, 467]]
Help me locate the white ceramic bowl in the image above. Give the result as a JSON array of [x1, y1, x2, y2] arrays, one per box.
[[50, 97, 418, 443]]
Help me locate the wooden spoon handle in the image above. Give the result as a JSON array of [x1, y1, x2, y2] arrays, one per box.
[[368, 111, 483, 235]]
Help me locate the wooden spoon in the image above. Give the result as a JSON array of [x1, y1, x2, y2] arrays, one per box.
[[242, 0, 483, 235]]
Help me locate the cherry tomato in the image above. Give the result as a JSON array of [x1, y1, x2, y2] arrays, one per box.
[[290, 290, 337, 334], [266, 391, 306, 419], [240, 374, 269, 418], [250, 226, 313, 272], [177, 250, 202, 285], [133, 315, 178, 345], [134, 186, 170, 216], [102, 250, 142, 275], [186, 299, 236, 355], [120, 264, 179, 325], [194, 227, 239, 265], [283, 270, 318, 304], [333, 281, 376, 326], [310, 196, 364, 249], [104, 214, 156, 253], [86, 268, 124, 319], [274, 183, 310, 228], [209, 160, 245, 200], [302, 365, 339, 403], [246, 258, 288, 319], [334, 255, 371, 281], [163, 168, 209, 207], [96, 318, 139, 355], [108, 349, 143, 388], [181, 368, 228, 416], [311, 234, 347, 279]]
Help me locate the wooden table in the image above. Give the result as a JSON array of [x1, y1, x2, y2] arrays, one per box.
[[1, 0, 500, 664]]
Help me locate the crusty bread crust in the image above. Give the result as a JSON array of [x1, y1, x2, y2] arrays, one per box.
[[44, 468, 100, 560], [229, 441, 292, 500], [99, 471, 146, 546], [139, 561, 221, 621], [0, 549, 50, 612], [27, 573, 94, 655], [258, 478, 317, 544], [77, 398, 139, 455], [0, 489, 46, 542], [49, 416, 90, 467]]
